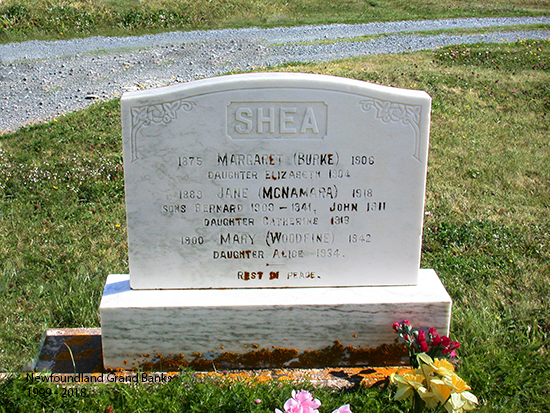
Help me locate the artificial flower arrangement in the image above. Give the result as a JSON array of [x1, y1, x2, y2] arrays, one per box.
[[392, 320, 461, 368], [390, 321, 478, 413], [273, 321, 477, 413], [390, 353, 478, 413]]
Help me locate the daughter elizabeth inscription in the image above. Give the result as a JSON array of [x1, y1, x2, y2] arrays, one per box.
[[122, 73, 431, 289]]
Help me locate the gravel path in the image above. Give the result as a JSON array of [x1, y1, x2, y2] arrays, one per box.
[[1, 16, 549, 133]]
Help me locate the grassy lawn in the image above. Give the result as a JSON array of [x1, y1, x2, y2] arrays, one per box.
[[0, 0, 549, 43], [0, 37, 549, 411]]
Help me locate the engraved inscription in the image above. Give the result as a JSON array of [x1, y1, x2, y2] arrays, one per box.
[[214, 250, 264, 259], [220, 232, 256, 245], [217, 153, 283, 166], [265, 231, 333, 246], [329, 202, 358, 212], [218, 187, 249, 199], [265, 171, 321, 180], [295, 152, 339, 166], [259, 186, 337, 200], [227, 102, 328, 140], [122, 75, 431, 289], [157, 146, 390, 283]]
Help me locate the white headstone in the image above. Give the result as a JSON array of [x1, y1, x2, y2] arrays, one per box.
[[121, 73, 431, 289], [100, 73, 451, 370]]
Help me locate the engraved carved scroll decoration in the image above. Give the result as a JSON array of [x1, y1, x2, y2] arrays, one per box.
[[359, 99, 422, 162], [130, 99, 196, 162]]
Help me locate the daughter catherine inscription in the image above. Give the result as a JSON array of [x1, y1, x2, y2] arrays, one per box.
[[122, 73, 431, 289]]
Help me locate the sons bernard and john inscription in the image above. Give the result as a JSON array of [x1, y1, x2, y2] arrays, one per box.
[[122, 73, 431, 289]]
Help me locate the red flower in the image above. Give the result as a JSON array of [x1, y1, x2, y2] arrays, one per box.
[[417, 330, 426, 342]]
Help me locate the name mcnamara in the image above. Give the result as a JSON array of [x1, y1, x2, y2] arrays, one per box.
[[259, 185, 337, 199]]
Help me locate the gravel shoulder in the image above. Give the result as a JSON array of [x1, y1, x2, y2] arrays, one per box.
[[1, 16, 549, 133]]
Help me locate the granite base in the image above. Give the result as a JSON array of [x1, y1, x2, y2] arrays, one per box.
[[99, 269, 451, 370]]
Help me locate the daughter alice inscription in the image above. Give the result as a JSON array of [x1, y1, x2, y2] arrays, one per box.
[[122, 73, 431, 289], [100, 73, 451, 370]]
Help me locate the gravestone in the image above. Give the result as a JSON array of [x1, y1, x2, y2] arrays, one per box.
[[100, 73, 452, 370]]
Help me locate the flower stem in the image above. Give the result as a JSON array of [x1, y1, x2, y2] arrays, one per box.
[[412, 391, 426, 413], [433, 395, 452, 413]]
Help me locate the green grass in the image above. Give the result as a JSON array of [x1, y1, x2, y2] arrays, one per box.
[[0, 0, 549, 43], [1, 38, 550, 411], [274, 23, 550, 46], [0, 373, 402, 413]]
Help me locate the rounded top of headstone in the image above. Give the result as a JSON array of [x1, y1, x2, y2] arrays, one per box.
[[122, 72, 431, 106]]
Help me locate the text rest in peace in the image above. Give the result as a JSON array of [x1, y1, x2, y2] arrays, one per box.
[[237, 270, 318, 280]]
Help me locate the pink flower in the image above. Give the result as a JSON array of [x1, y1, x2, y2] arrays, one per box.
[[392, 322, 400, 332], [292, 390, 322, 411], [441, 336, 451, 347], [419, 341, 429, 352], [332, 404, 353, 413], [403, 320, 411, 326], [275, 406, 302, 413], [254, 399, 262, 404], [277, 390, 322, 413]]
